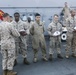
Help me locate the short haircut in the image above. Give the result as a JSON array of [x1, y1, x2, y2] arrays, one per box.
[[65, 2, 67, 4], [54, 14, 59, 17], [70, 9, 75, 13], [3, 13, 9, 18], [35, 13, 40, 17], [14, 12, 20, 16]]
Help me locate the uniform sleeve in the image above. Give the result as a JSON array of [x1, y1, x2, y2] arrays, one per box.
[[42, 22, 45, 32], [65, 18, 70, 30], [65, 18, 74, 32], [9, 24, 20, 37], [47, 24, 52, 36], [23, 22, 28, 30], [30, 23, 34, 35], [62, 7, 65, 14], [23, 22, 30, 35], [59, 23, 63, 34]]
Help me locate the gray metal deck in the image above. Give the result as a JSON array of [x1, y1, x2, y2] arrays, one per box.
[[0, 38, 76, 75]]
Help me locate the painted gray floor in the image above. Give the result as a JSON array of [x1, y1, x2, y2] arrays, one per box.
[[0, 37, 76, 75]]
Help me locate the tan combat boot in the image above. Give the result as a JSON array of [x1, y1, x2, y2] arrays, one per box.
[[49, 54, 53, 61], [3, 70, 7, 75], [57, 54, 63, 59], [23, 58, 30, 65], [7, 70, 17, 75], [42, 56, 48, 62], [72, 53, 76, 58], [33, 57, 38, 63], [66, 53, 70, 59], [66, 55, 69, 59], [14, 59, 17, 66]]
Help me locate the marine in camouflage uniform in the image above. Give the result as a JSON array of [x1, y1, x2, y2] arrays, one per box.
[[47, 14, 63, 61], [11, 12, 30, 65], [62, 2, 70, 20], [0, 13, 20, 75], [65, 9, 76, 58], [25, 17, 33, 48]]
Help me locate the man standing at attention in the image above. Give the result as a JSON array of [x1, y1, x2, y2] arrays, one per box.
[[11, 12, 30, 66], [30, 13, 48, 63]]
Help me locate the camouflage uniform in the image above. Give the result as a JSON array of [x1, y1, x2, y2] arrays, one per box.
[[30, 21, 47, 59], [25, 21, 33, 47], [11, 20, 29, 59], [62, 7, 70, 20], [65, 16, 76, 57], [0, 21, 20, 70], [48, 21, 62, 55]]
